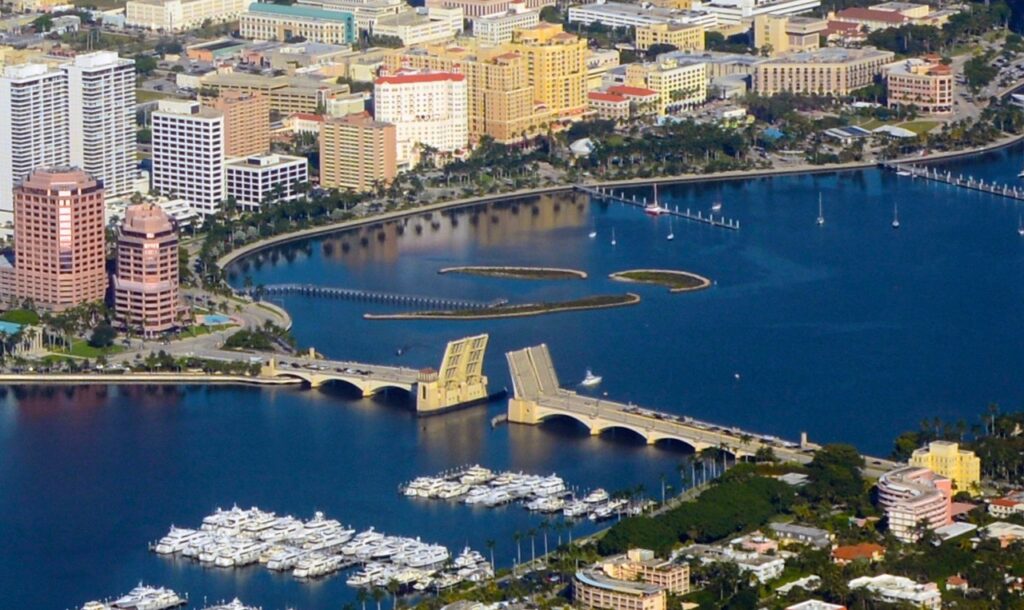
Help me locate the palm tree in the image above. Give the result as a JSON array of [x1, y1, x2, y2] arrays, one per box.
[[539, 520, 550, 559], [371, 587, 384, 610], [513, 530, 522, 566], [485, 538, 496, 573], [357, 588, 368, 610], [528, 528, 537, 565], [386, 579, 400, 610]]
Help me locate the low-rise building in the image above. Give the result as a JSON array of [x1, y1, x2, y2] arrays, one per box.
[[626, 52, 707, 115], [240, 3, 357, 45], [769, 523, 832, 549], [225, 153, 309, 210], [186, 38, 249, 62], [829, 6, 907, 31], [884, 57, 954, 116], [635, 22, 705, 52], [848, 575, 941, 609], [831, 543, 885, 565], [200, 70, 350, 114], [574, 569, 666, 610], [908, 440, 978, 490], [753, 14, 824, 55], [569, 1, 717, 30], [599, 549, 690, 594], [877, 465, 952, 543], [373, 7, 463, 46], [693, 0, 821, 25], [586, 48, 621, 90], [424, 0, 553, 20], [753, 46, 895, 96], [989, 494, 1024, 519], [297, 0, 406, 31], [785, 602, 847, 610], [472, 5, 539, 45], [980, 521, 1024, 548], [587, 91, 630, 121], [126, 0, 254, 31], [683, 544, 785, 584]]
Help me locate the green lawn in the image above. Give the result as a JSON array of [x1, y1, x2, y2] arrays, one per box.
[[53, 340, 125, 359], [898, 120, 941, 135], [136, 89, 174, 103], [0, 309, 40, 325], [855, 118, 884, 130], [177, 323, 234, 339]]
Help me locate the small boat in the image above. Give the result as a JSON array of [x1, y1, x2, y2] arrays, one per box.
[[644, 184, 667, 216], [816, 194, 825, 227], [1018, 215, 1024, 236], [667, 217, 675, 241], [891, 203, 900, 229], [711, 200, 722, 212], [580, 369, 602, 387], [610, 228, 617, 246], [588, 229, 597, 238]]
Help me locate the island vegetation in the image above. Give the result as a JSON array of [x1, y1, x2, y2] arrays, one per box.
[[609, 269, 712, 292], [438, 266, 587, 280], [364, 293, 640, 320]]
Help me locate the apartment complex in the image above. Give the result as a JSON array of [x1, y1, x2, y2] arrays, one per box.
[[424, 0, 553, 20], [908, 440, 980, 492], [635, 22, 705, 52], [151, 99, 225, 217], [203, 90, 270, 157], [877, 466, 952, 543], [472, 6, 539, 45], [320, 113, 397, 192], [374, 71, 468, 167], [574, 570, 666, 610], [126, 0, 255, 31], [885, 58, 954, 116], [625, 53, 707, 115], [225, 153, 308, 210], [753, 14, 824, 55], [239, 3, 357, 45], [599, 549, 690, 595], [65, 52, 136, 199], [373, 7, 464, 46], [113, 203, 183, 337], [512, 23, 587, 122], [4, 168, 107, 311], [0, 64, 69, 229], [754, 47, 895, 96]]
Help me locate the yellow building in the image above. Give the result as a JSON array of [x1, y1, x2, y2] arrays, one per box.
[[200, 71, 350, 115], [909, 441, 981, 494], [626, 54, 706, 115], [754, 47, 895, 96], [635, 22, 705, 52], [601, 549, 691, 595], [320, 113, 397, 192], [574, 570, 666, 610], [511, 23, 587, 123], [753, 15, 825, 56]]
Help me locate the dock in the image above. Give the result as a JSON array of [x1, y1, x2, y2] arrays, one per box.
[[884, 162, 1024, 201], [575, 185, 741, 230], [253, 283, 508, 310]]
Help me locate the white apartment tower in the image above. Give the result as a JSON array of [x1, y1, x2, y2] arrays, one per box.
[[0, 64, 70, 229], [151, 99, 225, 217], [373, 71, 468, 168], [64, 52, 137, 198]]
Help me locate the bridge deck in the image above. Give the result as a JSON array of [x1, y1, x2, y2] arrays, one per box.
[[202, 349, 421, 386]]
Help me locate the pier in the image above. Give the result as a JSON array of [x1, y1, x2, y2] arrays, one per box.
[[884, 162, 1024, 201], [505, 344, 900, 478], [575, 185, 741, 230], [254, 283, 508, 310]]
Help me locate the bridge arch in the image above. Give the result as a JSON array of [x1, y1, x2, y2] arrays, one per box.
[[591, 422, 651, 443], [649, 435, 703, 453], [536, 411, 595, 433]]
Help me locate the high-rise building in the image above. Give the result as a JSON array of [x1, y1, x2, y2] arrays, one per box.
[[151, 99, 225, 217], [225, 153, 309, 210], [64, 51, 137, 198], [752, 14, 824, 55], [320, 113, 396, 192], [113, 203, 183, 337], [374, 71, 468, 167], [6, 168, 107, 311], [511, 23, 587, 122], [203, 90, 270, 157], [0, 64, 69, 229]]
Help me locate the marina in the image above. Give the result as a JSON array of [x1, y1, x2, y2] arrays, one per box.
[[80, 584, 186, 610], [401, 465, 646, 521], [151, 506, 492, 589], [574, 185, 741, 230], [886, 161, 1024, 201]]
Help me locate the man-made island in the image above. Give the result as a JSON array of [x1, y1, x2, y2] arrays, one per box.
[[609, 269, 712, 293], [364, 293, 640, 320], [438, 266, 588, 280]]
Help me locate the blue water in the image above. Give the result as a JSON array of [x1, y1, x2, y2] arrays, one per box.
[[2, 146, 1023, 609]]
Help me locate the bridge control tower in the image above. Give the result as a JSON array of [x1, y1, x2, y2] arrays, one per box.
[[416, 334, 491, 414]]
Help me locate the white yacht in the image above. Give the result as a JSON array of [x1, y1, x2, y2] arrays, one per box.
[[711, 200, 722, 212], [580, 369, 602, 387], [583, 488, 610, 504], [462, 486, 490, 505], [459, 465, 494, 485], [562, 500, 589, 518], [267, 548, 305, 571], [110, 584, 185, 610], [533, 475, 566, 497], [154, 527, 201, 555], [483, 489, 512, 507], [404, 545, 449, 568], [201, 599, 259, 610]]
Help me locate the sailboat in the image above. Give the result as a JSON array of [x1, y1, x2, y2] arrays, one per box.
[[816, 193, 825, 227], [588, 222, 597, 239], [891, 203, 900, 229], [711, 200, 722, 212], [644, 185, 667, 216], [1018, 214, 1024, 236], [611, 228, 617, 246], [667, 216, 675, 241]]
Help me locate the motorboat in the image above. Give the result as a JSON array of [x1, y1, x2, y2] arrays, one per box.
[[892, 202, 900, 229], [154, 527, 201, 555], [583, 488, 610, 504], [580, 369, 602, 387], [816, 193, 825, 227]]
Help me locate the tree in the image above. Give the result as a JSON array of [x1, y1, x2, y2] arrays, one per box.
[[32, 14, 53, 32], [89, 321, 117, 349], [134, 54, 158, 76], [805, 444, 866, 508], [136, 128, 152, 144], [539, 5, 561, 23]]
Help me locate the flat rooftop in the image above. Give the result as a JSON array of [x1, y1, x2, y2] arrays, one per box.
[[575, 570, 663, 595], [764, 46, 894, 64]]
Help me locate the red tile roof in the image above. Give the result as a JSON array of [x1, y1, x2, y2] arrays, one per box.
[[606, 85, 658, 98], [991, 498, 1023, 507], [588, 91, 628, 103], [832, 543, 885, 561], [835, 7, 908, 23]]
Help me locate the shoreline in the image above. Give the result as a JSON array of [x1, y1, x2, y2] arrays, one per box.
[[609, 269, 712, 293], [218, 131, 1024, 271], [363, 293, 641, 320], [437, 266, 589, 280], [0, 372, 303, 387]]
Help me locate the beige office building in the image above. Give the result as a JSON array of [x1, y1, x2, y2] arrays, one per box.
[[200, 71, 349, 114], [626, 54, 707, 115], [635, 22, 705, 52], [754, 47, 895, 96], [320, 113, 397, 192], [126, 0, 254, 31], [753, 14, 824, 55], [885, 57, 953, 115], [203, 90, 270, 157]]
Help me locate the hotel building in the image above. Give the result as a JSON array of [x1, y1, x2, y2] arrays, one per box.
[[113, 203, 183, 337], [908, 440, 979, 491], [877, 466, 952, 543], [203, 90, 270, 157], [512, 23, 588, 122], [225, 153, 309, 210], [6, 168, 107, 311], [240, 3, 357, 44], [374, 71, 468, 167], [151, 99, 225, 217], [625, 53, 707, 115], [754, 47, 895, 96], [320, 113, 397, 192]]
